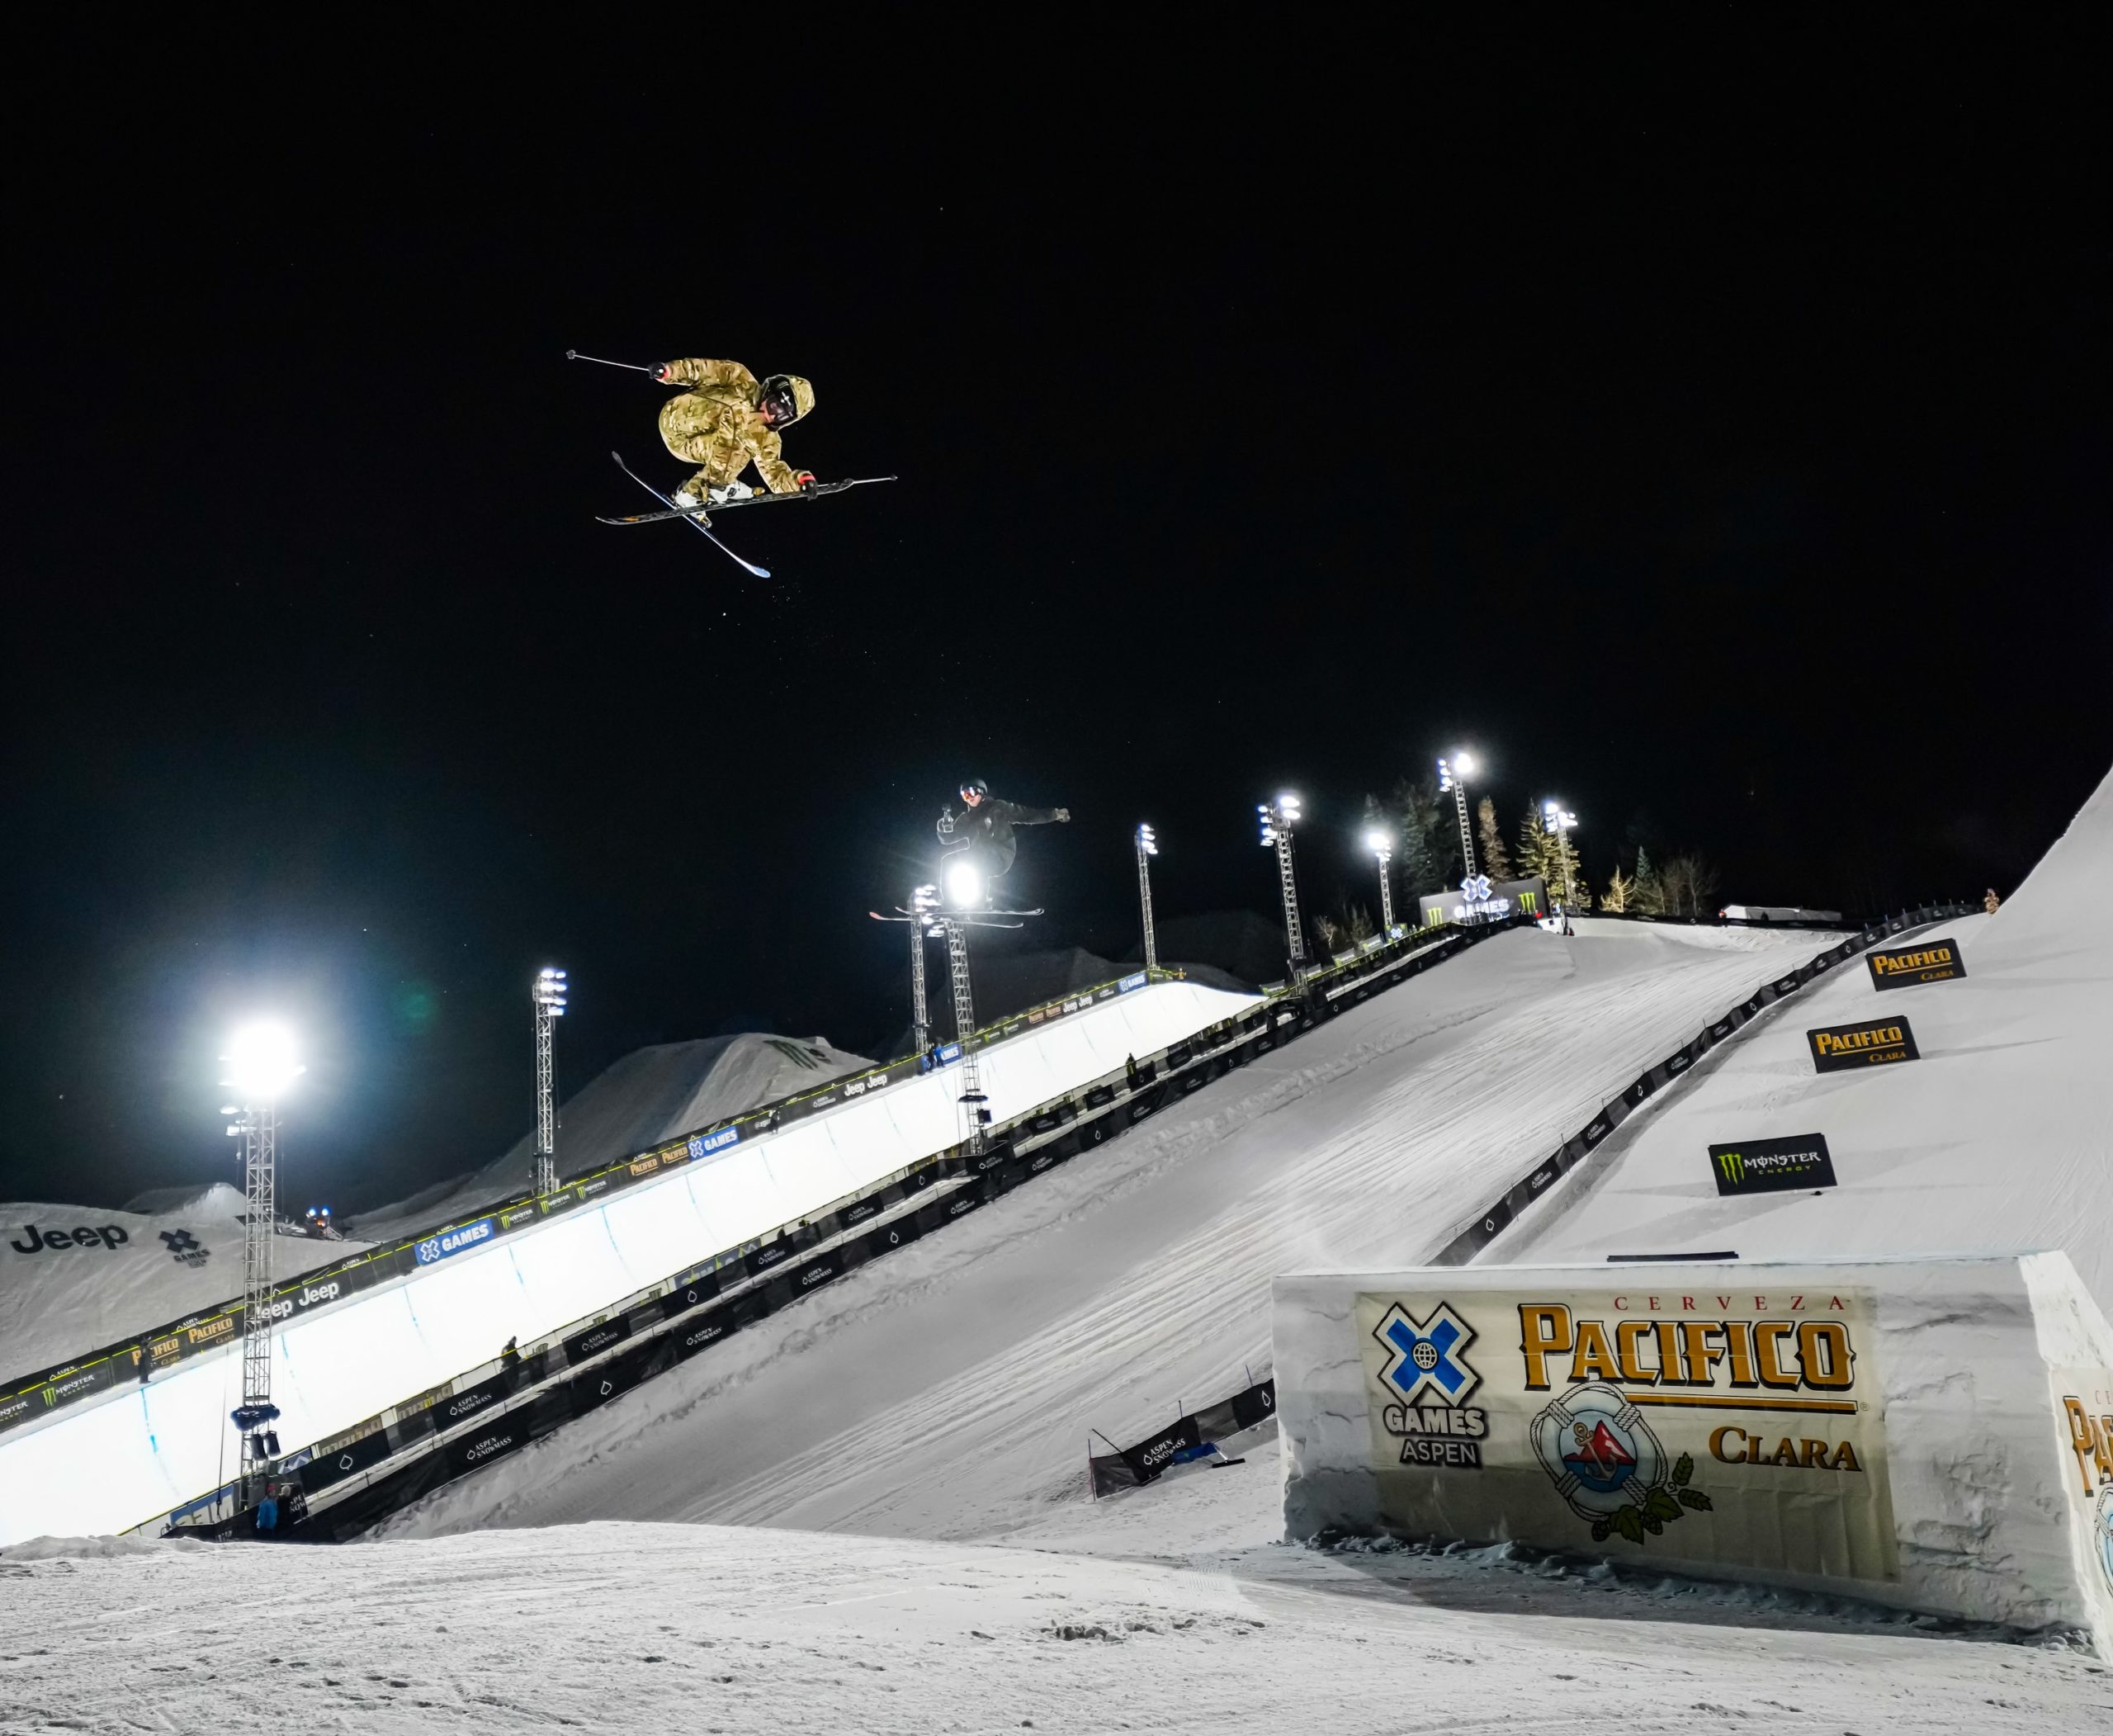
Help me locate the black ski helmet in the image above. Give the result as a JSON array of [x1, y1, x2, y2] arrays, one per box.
[[759, 373, 812, 427], [960, 776, 989, 799]]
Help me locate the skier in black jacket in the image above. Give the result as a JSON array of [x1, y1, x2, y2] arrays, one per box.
[[946, 777, 1070, 877]]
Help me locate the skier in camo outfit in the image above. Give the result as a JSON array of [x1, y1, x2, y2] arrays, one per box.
[[650, 358, 816, 509]]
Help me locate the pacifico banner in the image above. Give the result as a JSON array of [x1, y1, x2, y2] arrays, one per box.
[[2052, 1366, 2113, 1640], [1806, 1019, 1919, 1074], [1353, 1286, 1897, 1582], [1865, 936, 1966, 991]]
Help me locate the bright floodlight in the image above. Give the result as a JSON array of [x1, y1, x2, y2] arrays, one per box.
[[1454, 751, 1477, 777], [224, 1023, 302, 1104], [943, 858, 984, 907], [1279, 792, 1302, 814], [1366, 829, 1392, 856], [534, 966, 569, 1015], [1137, 822, 1157, 855]]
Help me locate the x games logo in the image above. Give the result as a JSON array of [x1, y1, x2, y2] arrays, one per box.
[[1373, 1300, 1489, 1469]]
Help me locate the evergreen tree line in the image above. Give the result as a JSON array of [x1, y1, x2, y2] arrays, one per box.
[[1349, 778, 1723, 922]]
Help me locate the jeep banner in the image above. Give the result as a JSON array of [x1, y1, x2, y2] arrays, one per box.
[[1865, 936, 1966, 991], [1806, 1018, 1920, 1075], [1709, 1133, 1837, 1196], [1353, 1288, 1896, 1581]]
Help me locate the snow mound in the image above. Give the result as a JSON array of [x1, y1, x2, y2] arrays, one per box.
[[0, 1189, 371, 1388], [352, 1031, 877, 1241]]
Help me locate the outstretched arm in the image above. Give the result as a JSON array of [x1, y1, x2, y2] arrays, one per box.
[[1004, 802, 1071, 826], [749, 428, 813, 495], [655, 357, 759, 393]]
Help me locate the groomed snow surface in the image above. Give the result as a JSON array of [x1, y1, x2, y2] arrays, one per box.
[[9, 1460, 2109, 1733]]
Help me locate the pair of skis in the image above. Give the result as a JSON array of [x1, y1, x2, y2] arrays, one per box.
[[606, 453, 896, 578], [868, 905, 1045, 931]]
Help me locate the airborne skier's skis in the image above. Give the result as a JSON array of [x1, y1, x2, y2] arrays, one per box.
[[598, 475, 896, 527], [609, 452, 770, 578]]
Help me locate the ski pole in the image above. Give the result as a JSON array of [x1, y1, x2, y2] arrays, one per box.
[[565, 350, 656, 375]]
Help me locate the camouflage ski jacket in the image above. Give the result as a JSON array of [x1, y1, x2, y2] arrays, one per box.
[[655, 358, 804, 496]]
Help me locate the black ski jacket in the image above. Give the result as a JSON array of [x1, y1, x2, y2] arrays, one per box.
[[949, 796, 1062, 873]]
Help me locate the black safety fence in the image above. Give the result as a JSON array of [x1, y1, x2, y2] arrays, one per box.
[[146, 918, 1523, 1538], [1087, 1379, 1279, 1498], [1429, 901, 1980, 1266]]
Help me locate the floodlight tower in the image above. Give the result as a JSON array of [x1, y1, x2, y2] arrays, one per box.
[[532, 967, 568, 1196], [219, 1023, 303, 1509], [1366, 829, 1397, 932], [909, 882, 940, 1054], [937, 861, 990, 1152], [1136, 824, 1160, 972], [1258, 793, 1307, 971], [1437, 751, 1479, 882], [1543, 802, 1579, 905]]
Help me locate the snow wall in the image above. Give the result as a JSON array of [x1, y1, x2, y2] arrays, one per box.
[[1273, 1256, 2113, 1655], [0, 977, 1254, 1546]]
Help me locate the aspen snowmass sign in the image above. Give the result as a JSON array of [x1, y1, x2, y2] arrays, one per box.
[[1354, 1286, 1897, 1579]]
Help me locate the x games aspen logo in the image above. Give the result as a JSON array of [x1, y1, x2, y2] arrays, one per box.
[[1373, 1301, 1489, 1469]]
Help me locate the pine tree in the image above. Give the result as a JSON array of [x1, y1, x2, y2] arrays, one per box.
[[1632, 848, 1666, 915], [1383, 777, 1456, 897], [1477, 797, 1514, 883], [1602, 864, 1635, 912], [1517, 802, 1555, 889]]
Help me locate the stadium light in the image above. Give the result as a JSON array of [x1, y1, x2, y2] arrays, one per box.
[[1258, 792, 1307, 972], [1366, 828, 1397, 931], [225, 1023, 303, 1105], [218, 1020, 303, 1516], [943, 858, 985, 909], [533, 967, 568, 1198], [1436, 751, 1480, 882], [1137, 824, 1160, 972], [1543, 802, 1579, 906]]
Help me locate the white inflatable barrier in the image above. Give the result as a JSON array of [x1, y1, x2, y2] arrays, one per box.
[[0, 978, 1255, 1545], [1273, 1253, 2113, 1654]]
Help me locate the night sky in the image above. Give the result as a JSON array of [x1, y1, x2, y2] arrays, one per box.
[[6, 31, 2106, 1213]]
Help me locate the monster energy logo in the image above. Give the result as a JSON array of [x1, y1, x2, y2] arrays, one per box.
[[1708, 1133, 1837, 1197]]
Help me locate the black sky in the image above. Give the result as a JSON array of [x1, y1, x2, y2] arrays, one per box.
[[5, 26, 2107, 1213]]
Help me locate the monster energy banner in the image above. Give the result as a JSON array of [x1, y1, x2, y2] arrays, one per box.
[[1709, 1133, 1836, 1196], [1354, 1288, 1896, 1580]]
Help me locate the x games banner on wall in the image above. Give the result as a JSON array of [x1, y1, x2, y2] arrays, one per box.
[[1354, 1287, 1897, 1578]]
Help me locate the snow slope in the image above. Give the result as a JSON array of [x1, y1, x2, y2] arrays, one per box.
[[0, 1184, 371, 1388], [9, 1477, 2108, 1734], [1503, 764, 2113, 1310], [384, 922, 1839, 1544]]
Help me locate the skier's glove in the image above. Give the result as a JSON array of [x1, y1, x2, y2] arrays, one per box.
[[1055, 808, 1071, 821], [797, 471, 817, 490]]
